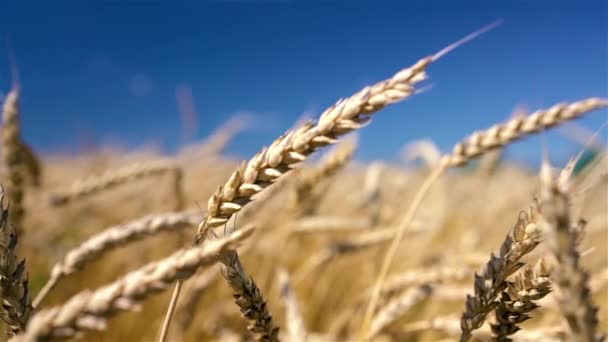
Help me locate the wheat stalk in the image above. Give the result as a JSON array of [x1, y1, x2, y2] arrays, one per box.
[[0, 188, 32, 337], [33, 211, 201, 308], [277, 269, 307, 342], [11, 228, 252, 342], [1, 89, 26, 233], [491, 259, 552, 341], [539, 162, 600, 342], [459, 204, 541, 342], [49, 159, 182, 206]]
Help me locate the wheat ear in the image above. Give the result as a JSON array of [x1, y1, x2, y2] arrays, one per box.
[[11, 228, 252, 342], [17, 141, 41, 188], [1, 89, 26, 233], [0, 188, 32, 337], [539, 162, 600, 341], [219, 249, 279, 341], [49, 159, 180, 206], [362, 97, 608, 338], [278, 269, 307, 342], [459, 205, 541, 342], [33, 211, 201, 308], [491, 258, 552, 341]]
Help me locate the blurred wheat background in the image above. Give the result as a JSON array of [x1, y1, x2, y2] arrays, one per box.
[[0, 1, 606, 342]]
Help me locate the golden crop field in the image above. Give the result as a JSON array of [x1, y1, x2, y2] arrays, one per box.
[[0, 15, 606, 342]]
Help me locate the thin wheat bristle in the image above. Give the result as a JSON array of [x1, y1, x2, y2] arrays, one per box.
[[0, 188, 32, 337]]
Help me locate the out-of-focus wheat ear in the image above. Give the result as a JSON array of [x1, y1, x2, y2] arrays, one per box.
[[220, 250, 279, 342], [199, 114, 250, 156], [539, 161, 600, 342], [368, 284, 433, 339], [1, 89, 26, 233], [459, 204, 541, 342], [291, 139, 357, 216], [11, 228, 252, 342], [442, 98, 608, 167], [491, 258, 552, 341], [277, 269, 307, 342], [0, 188, 32, 337], [48, 159, 179, 207], [17, 141, 42, 188], [33, 211, 201, 308]]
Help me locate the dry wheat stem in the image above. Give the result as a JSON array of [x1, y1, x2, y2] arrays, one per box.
[[491, 259, 552, 341], [278, 269, 307, 342], [0, 188, 32, 337], [49, 159, 180, 206], [33, 210, 201, 308], [12, 228, 252, 342], [539, 164, 599, 342], [361, 97, 608, 339], [459, 205, 541, 342], [1, 90, 26, 233]]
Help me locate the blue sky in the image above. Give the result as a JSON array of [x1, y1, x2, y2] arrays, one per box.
[[0, 0, 606, 165]]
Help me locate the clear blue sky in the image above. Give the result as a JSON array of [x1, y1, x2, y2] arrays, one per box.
[[1, 0, 606, 164]]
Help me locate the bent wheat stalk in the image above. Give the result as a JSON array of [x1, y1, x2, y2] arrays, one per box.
[[33, 211, 201, 308], [361, 97, 608, 339], [0, 188, 32, 337], [11, 228, 252, 342]]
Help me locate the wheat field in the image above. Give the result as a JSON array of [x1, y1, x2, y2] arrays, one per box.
[[0, 20, 606, 342]]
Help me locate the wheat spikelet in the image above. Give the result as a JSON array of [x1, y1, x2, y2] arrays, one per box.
[[491, 259, 552, 341], [49, 159, 181, 206], [33, 211, 201, 308], [1, 90, 26, 232], [441, 98, 608, 167], [220, 250, 279, 342], [12, 228, 252, 342], [459, 204, 541, 342], [0, 188, 32, 337], [277, 269, 307, 342], [539, 162, 600, 341]]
